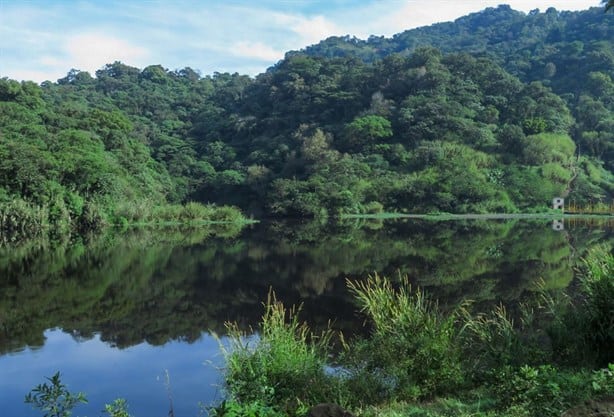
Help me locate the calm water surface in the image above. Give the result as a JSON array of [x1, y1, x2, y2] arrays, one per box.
[[0, 219, 612, 417]]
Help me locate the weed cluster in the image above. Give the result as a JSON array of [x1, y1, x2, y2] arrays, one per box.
[[24, 372, 131, 417], [344, 274, 463, 401], [0, 197, 248, 243], [113, 201, 246, 225], [218, 292, 339, 414]]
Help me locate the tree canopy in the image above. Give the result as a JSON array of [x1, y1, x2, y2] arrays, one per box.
[[1, 6, 612, 228]]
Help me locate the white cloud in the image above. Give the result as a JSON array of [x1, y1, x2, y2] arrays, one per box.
[[272, 12, 342, 45], [64, 33, 150, 74], [231, 41, 284, 62], [2, 69, 60, 84], [1, 32, 151, 82], [294, 15, 342, 44], [503, 0, 599, 11], [0, 0, 605, 83], [40, 55, 65, 67], [338, 0, 603, 38]]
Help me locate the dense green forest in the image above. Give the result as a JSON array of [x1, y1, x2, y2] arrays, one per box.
[[1, 6, 613, 235]]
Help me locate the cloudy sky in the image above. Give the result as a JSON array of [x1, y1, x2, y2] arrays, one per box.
[[0, 0, 602, 83]]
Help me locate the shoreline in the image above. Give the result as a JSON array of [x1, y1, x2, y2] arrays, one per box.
[[341, 212, 614, 220]]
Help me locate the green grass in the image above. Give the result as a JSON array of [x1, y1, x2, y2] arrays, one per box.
[[113, 202, 250, 226], [216, 291, 339, 416], [341, 212, 614, 220], [1, 198, 253, 244], [344, 274, 464, 402]]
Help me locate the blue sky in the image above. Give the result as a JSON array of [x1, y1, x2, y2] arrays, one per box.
[[0, 0, 602, 83]]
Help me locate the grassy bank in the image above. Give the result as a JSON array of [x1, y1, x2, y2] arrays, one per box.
[[215, 245, 614, 417], [0, 199, 250, 243], [340, 211, 614, 220]]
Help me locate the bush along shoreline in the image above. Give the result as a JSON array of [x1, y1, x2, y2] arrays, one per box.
[[24, 245, 613, 417], [0, 199, 250, 243]]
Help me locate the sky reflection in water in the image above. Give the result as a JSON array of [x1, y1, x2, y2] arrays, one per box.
[[0, 328, 223, 417]]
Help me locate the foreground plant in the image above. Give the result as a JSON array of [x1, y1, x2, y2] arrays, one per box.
[[218, 291, 337, 415], [345, 274, 463, 402], [209, 399, 286, 417], [24, 372, 87, 417], [103, 398, 133, 417], [25, 372, 133, 417], [579, 244, 614, 365]]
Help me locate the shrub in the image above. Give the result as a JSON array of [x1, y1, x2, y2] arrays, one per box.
[[180, 201, 214, 222], [458, 302, 547, 379], [345, 274, 463, 402], [112, 200, 154, 223], [493, 364, 613, 417], [219, 291, 336, 415], [590, 363, 614, 396], [79, 200, 108, 231], [24, 372, 87, 417], [543, 245, 613, 366], [209, 205, 245, 223], [48, 196, 72, 236], [25, 373, 133, 417], [209, 399, 286, 417], [363, 201, 384, 214], [103, 398, 133, 417], [0, 198, 49, 239], [151, 204, 183, 222]]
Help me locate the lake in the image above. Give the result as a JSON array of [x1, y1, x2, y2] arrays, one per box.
[[1, 218, 612, 417]]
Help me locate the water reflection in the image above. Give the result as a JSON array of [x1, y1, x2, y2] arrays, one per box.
[[1, 219, 612, 354], [0, 328, 222, 417], [0, 219, 612, 415]]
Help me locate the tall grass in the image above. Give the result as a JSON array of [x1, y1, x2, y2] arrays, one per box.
[[345, 274, 463, 402], [540, 244, 613, 366], [566, 201, 614, 214], [459, 304, 517, 376], [218, 291, 337, 415], [0, 197, 109, 241], [1, 195, 247, 243], [114, 201, 246, 225], [0, 198, 49, 240], [578, 244, 613, 365]]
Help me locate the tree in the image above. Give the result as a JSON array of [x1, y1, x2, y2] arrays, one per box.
[[343, 115, 392, 151], [522, 133, 576, 166]]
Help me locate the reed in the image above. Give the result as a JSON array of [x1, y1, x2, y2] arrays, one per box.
[[565, 201, 614, 215], [345, 274, 463, 401], [218, 290, 336, 415]]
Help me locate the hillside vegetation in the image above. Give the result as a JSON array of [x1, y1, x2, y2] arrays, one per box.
[[1, 6, 612, 234]]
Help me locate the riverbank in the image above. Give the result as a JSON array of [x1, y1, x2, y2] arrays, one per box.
[[0, 199, 251, 243], [341, 211, 614, 220]]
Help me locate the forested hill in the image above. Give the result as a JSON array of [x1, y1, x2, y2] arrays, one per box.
[[290, 6, 613, 86], [290, 6, 614, 183], [1, 6, 613, 231]]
